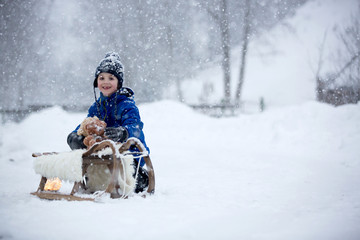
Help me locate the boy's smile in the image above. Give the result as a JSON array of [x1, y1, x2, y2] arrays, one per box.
[[97, 72, 118, 96]]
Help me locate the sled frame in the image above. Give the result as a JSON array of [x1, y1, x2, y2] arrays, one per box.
[[31, 139, 155, 201]]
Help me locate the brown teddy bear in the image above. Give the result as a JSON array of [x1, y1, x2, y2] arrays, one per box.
[[77, 116, 107, 149]]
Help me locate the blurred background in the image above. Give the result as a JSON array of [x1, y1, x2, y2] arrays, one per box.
[[0, 0, 359, 121]]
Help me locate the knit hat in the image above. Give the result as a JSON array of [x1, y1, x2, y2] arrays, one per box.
[[94, 52, 124, 89]]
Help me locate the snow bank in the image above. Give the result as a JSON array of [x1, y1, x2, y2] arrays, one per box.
[[1, 0, 360, 239], [0, 100, 359, 240]]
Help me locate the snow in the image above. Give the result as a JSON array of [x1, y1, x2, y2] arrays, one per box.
[[1, 0, 360, 239], [0, 100, 359, 239], [181, 0, 358, 107]]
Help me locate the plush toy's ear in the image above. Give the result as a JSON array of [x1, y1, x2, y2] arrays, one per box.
[[79, 117, 101, 136], [77, 119, 89, 136], [101, 121, 107, 128], [77, 128, 84, 136]]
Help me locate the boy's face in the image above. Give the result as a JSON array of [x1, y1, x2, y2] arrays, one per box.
[[97, 72, 118, 96]]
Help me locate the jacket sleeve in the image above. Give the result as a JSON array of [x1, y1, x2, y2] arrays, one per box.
[[116, 99, 150, 153]]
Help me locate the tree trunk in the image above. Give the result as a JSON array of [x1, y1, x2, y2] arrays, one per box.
[[166, 25, 184, 102], [220, 0, 231, 104], [235, 0, 251, 105]]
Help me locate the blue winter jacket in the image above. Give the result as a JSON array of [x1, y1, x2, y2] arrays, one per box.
[[73, 88, 149, 166]]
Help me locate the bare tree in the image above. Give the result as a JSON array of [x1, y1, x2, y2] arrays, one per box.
[[219, 0, 231, 104], [234, 0, 251, 105], [335, 10, 360, 87], [0, 0, 310, 117], [0, 0, 54, 109], [200, 0, 231, 104], [316, 5, 360, 105], [314, 31, 328, 99]]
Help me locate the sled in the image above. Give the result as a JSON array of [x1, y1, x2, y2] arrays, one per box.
[[31, 138, 155, 202]]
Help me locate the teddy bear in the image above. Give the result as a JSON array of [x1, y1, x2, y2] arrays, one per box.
[[77, 116, 107, 149]]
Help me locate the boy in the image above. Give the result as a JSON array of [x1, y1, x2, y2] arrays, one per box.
[[67, 52, 149, 193]]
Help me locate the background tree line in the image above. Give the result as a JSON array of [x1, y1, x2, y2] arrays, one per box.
[[316, 5, 360, 106], [0, 0, 307, 111]]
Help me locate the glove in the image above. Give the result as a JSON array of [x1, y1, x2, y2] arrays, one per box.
[[104, 127, 128, 143], [67, 132, 86, 150]]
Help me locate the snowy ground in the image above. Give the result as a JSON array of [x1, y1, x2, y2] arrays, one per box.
[[1, 0, 360, 239], [0, 100, 359, 240]]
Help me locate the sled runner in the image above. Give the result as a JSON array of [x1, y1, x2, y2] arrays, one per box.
[[31, 138, 155, 202]]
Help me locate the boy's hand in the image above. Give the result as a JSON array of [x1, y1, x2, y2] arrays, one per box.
[[67, 132, 86, 150], [104, 127, 128, 143]]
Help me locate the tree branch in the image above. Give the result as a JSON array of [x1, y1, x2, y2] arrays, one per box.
[[328, 52, 360, 82]]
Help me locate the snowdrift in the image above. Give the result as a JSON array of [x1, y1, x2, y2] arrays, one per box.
[[1, 0, 359, 239], [0, 100, 359, 240]]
